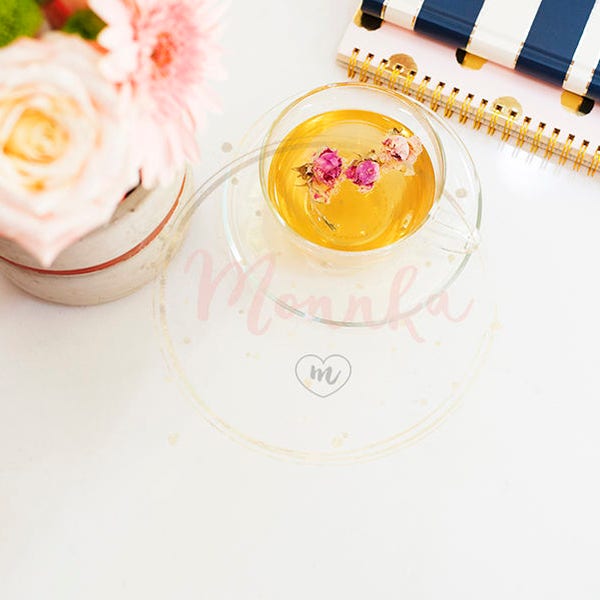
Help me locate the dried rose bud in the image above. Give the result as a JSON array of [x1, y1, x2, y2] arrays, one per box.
[[312, 148, 343, 185], [345, 159, 380, 191], [382, 135, 410, 161]]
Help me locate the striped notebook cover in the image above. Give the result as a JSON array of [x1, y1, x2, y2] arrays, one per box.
[[361, 0, 600, 102], [337, 9, 600, 175]]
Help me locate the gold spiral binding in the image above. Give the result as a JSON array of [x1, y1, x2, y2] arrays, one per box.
[[388, 63, 403, 90], [573, 140, 589, 171], [459, 93, 474, 124], [402, 69, 417, 94], [416, 76, 431, 102], [444, 87, 460, 118], [346, 48, 599, 175], [530, 122, 545, 154], [544, 128, 560, 160], [373, 58, 388, 86], [517, 117, 531, 147], [358, 53, 374, 83], [501, 110, 518, 141], [487, 104, 502, 136], [473, 99, 488, 130], [588, 146, 600, 176], [348, 47, 360, 79], [559, 134, 575, 165], [430, 82, 445, 112]]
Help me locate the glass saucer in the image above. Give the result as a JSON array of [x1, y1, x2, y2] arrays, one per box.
[[151, 88, 495, 463], [153, 163, 495, 465], [224, 83, 482, 327]]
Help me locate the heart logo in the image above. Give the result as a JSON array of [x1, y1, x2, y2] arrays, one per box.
[[295, 354, 352, 398]]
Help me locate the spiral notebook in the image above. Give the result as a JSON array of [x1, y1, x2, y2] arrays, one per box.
[[360, 0, 600, 102], [337, 8, 600, 176]]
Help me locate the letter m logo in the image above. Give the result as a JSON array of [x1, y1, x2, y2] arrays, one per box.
[[310, 365, 341, 385]]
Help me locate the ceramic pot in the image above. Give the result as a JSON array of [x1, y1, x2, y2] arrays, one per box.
[[0, 167, 193, 305]]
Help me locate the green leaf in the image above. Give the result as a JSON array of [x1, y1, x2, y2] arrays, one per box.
[[62, 9, 106, 41], [0, 0, 44, 47]]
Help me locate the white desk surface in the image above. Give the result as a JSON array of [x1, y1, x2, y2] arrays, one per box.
[[2, 1, 599, 598]]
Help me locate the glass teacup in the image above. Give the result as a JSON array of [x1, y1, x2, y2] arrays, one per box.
[[259, 83, 478, 271], [225, 82, 481, 326]]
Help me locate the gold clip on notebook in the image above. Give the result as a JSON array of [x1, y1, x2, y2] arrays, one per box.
[[337, 10, 600, 176]]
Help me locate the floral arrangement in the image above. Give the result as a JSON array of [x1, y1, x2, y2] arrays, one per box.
[[296, 129, 423, 204], [0, 0, 223, 266]]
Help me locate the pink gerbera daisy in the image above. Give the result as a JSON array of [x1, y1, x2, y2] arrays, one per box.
[[90, 0, 225, 187]]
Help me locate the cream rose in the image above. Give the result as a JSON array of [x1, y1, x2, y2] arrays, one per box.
[[0, 33, 139, 266]]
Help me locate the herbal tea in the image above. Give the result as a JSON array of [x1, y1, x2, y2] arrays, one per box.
[[267, 109, 437, 251]]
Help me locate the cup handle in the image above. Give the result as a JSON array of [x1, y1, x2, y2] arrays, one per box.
[[426, 190, 480, 254]]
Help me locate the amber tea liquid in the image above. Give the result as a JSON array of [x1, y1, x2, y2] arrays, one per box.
[[267, 109, 437, 251]]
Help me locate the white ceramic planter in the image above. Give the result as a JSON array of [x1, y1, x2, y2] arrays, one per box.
[[0, 168, 193, 305]]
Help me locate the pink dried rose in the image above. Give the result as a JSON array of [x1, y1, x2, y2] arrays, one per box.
[[345, 159, 381, 191], [0, 33, 138, 266], [382, 134, 410, 162], [89, 0, 225, 188], [312, 148, 343, 185]]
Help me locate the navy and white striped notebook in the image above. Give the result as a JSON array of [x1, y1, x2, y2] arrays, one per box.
[[337, 6, 600, 175], [361, 0, 600, 102]]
